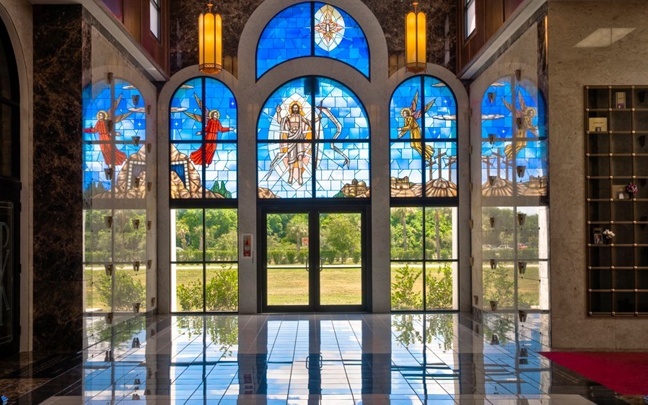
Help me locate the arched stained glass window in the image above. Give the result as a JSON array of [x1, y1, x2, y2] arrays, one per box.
[[480, 77, 549, 312], [257, 76, 370, 199], [256, 2, 370, 79], [169, 77, 237, 199], [83, 78, 147, 200], [390, 76, 458, 198], [480, 78, 547, 197]]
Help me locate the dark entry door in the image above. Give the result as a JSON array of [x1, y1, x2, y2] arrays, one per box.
[[260, 207, 368, 312], [0, 180, 20, 357]]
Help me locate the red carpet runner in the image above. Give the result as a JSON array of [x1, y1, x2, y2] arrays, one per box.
[[541, 351, 648, 395]]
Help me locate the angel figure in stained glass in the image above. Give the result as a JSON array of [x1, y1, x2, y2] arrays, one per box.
[[84, 95, 131, 166], [184, 94, 233, 167], [503, 90, 537, 160], [398, 90, 435, 163]]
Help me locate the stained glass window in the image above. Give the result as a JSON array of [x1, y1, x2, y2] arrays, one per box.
[[390, 76, 458, 198], [82, 78, 147, 201], [169, 77, 237, 199], [480, 78, 547, 197], [256, 2, 370, 79], [257, 76, 370, 199]]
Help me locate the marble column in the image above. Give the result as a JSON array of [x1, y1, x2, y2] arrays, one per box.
[[32, 5, 85, 352]]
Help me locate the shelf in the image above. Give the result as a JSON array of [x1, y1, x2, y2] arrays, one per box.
[[586, 86, 648, 316]]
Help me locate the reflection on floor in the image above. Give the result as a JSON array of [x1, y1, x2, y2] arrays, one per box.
[[0, 313, 640, 404]]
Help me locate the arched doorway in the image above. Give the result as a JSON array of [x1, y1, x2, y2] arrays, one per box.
[[0, 18, 21, 357]]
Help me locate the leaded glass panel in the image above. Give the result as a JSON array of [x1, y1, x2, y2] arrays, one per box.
[[256, 2, 370, 79], [82, 79, 147, 200], [390, 76, 458, 198], [481, 78, 547, 197], [257, 77, 369, 199], [169, 77, 237, 199]]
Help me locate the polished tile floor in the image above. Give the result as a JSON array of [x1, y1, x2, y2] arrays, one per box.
[[0, 313, 642, 404]]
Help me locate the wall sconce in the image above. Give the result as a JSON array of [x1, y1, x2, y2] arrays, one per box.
[[519, 310, 527, 323], [490, 259, 497, 270], [199, 2, 223, 74], [405, 1, 426, 73], [515, 69, 522, 82], [147, 182, 152, 192], [132, 135, 141, 146], [132, 218, 140, 229], [133, 302, 141, 314], [104, 215, 113, 229], [147, 259, 153, 269], [146, 143, 152, 153], [488, 176, 497, 187], [518, 261, 527, 274], [489, 217, 495, 228], [104, 262, 113, 276], [133, 260, 141, 272], [516, 165, 526, 178], [487, 91, 495, 104], [104, 167, 113, 180], [490, 334, 500, 345], [132, 337, 141, 348], [488, 133, 495, 144], [517, 213, 527, 226], [147, 220, 152, 230]]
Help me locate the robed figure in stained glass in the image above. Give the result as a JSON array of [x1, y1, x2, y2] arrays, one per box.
[[188, 109, 231, 166], [275, 102, 312, 185], [84, 102, 131, 166]]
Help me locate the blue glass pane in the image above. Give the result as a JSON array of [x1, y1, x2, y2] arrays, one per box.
[[390, 76, 458, 199], [169, 78, 237, 200], [517, 140, 548, 196], [423, 77, 457, 140], [315, 77, 369, 140], [316, 142, 370, 198], [82, 79, 147, 199], [170, 142, 203, 199], [425, 142, 457, 197], [390, 141, 423, 198], [481, 77, 547, 197], [205, 143, 237, 199], [312, 3, 369, 77], [257, 77, 369, 199], [258, 143, 313, 199], [257, 3, 312, 78]]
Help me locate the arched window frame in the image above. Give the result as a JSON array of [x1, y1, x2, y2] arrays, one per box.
[[389, 74, 460, 312], [256, 2, 371, 80]]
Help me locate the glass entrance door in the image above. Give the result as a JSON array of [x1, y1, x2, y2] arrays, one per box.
[[262, 208, 366, 311]]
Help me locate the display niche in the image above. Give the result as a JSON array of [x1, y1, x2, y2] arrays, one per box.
[[586, 86, 648, 316]]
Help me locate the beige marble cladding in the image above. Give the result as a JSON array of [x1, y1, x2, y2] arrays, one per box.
[[548, 0, 648, 349]]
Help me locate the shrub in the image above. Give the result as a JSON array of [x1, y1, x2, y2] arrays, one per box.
[[177, 266, 238, 311], [96, 272, 146, 311]]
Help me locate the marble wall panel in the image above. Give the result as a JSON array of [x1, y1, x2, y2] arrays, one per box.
[[32, 5, 85, 352], [169, 0, 456, 75], [548, 0, 648, 349]]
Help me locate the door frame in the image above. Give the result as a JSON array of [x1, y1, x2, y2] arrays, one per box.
[[258, 202, 371, 312], [0, 179, 20, 357]]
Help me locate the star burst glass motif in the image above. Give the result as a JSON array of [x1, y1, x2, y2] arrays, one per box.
[[314, 5, 345, 51]]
